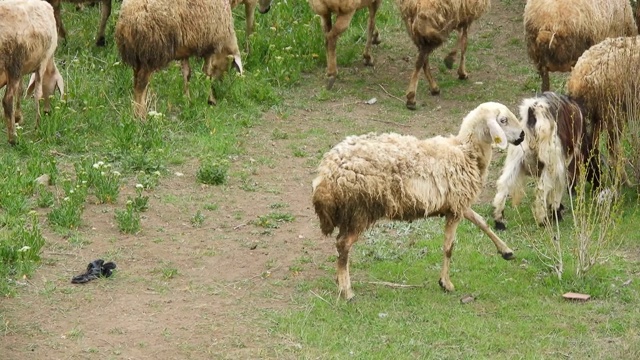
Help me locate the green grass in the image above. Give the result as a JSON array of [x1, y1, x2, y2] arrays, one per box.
[[2, 0, 640, 358]]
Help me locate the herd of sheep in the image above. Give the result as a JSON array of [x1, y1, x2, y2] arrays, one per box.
[[1, 0, 639, 300]]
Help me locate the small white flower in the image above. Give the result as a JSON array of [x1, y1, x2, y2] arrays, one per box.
[[63, 197, 70, 201], [113, 171, 121, 177], [18, 246, 31, 252], [135, 184, 144, 189], [69, 189, 74, 194], [16, 125, 23, 130], [126, 200, 133, 205], [82, 180, 87, 184], [93, 163, 100, 169], [101, 172, 106, 176]]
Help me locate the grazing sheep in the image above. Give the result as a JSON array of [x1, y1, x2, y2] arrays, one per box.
[[115, 0, 243, 119], [46, 0, 113, 46], [312, 102, 525, 300], [397, 0, 490, 110], [1, 0, 64, 145], [524, 0, 637, 92], [567, 35, 640, 186], [308, 0, 383, 90], [492, 92, 591, 230]]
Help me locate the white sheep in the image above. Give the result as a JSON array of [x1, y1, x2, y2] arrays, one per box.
[[46, 0, 113, 46], [492, 92, 589, 230], [567, 35, 640, 186], [1, 0, 64, 145], [115, 0, 243, 119], [308, 0, 383, 90], [396, 0, 490, 110], [524, 0, 637, 92], [312, 102, 525, 300]]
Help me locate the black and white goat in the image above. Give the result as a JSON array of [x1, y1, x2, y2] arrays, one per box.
[[492, 92, 592, 229]]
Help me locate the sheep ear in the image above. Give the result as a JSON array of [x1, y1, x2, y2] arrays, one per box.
[[232, 55, 243, 75], [27, 73, 37, 97], [53, 66, 65, 98], [488, 117, 509, 149]]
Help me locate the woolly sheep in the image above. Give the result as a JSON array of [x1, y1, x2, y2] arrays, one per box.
[[524, 0, 637, 92], [308, 0, 383, 90], [115, 0, 243, 119], [312, 102, 525, 300], [567, 36, 640, 186], [397, 0, 490, 110], [1, 0, 64, 145], [492, 92, 590, 230], [46, 0, 113, 46]]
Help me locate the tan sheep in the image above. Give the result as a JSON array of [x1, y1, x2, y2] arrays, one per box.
[[115, 0, 243, 119], [1, 0, 64, 145], [524, 0, 637, 92], [312, 102, 525, 300], [397, 0, 490, 110], [46, 0, 113, 46], [308, 0, 383, 90], [567, 36, 640, 186]]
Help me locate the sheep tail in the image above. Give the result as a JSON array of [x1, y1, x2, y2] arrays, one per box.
[[312, 176, 337, 236], [536, 30, 556, 50]]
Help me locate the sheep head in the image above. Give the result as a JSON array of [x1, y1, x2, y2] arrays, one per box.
[[461, 102, 525, 149]]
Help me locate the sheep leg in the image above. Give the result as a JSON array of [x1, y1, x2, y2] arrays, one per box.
[[336, 232, 359, 300], [50, 0, 67, 41], [244, 1, 256, 53], [534, 165, 560, 226], [455, 26, 469, 80], [323, 11, 355, 90], [133, 67, 152, 119], [363, 0, 382, 66], [95, 0, 112, 46], [492, 147, 526, 230], [181, 60, 191, 99], [422, 52, 440, 96], [405, 49, 428, 110], [2, 78, 20, 145], [463, 208, 515, 260], [540, 67, 550, 92], [439, 214, 461, 292]]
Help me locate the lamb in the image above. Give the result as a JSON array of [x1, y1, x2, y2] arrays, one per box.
[[312, 102, 525, 300], [524, 0, 637, 92], [308, 0, 383, 90], [492, 92, 591, 230], [115, 0, 243, 119], [46, 0, 113, 46], [1, 0, 64, 145], [567, 36, 640, 186], [397, 0, 490, 110]]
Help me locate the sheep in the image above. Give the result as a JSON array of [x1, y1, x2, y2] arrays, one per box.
[[1, 0, 64, 145], [46, 0, 113, 46], [115, 0, 243, 119], [179, 0, 273, 98], [492, 92, 592, 230], [396, 0, 490, 110], [567, 35, 640, 186], [524, 0, 637, 92], [311, 102, 525, 300], [308, 0, 383, 90]]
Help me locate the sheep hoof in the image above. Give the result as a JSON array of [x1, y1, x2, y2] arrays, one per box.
[[326, 76, 336, 90], [494, 221, 506, 231], [363, 55, 374, 67], [96, 37, 106, 47], [8, 138, 16, 146], [458, 73, 468, 80], [406, 101, 416, 111], [438, 279, 454, 292], [501, 252, 515, 261], [372, 31, 381, 45], [430, 88, 440, 96]]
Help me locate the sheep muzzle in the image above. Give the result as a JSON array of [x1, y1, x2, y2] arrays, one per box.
[[512, 131, 525, 146]]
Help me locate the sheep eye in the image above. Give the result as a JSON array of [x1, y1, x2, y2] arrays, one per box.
[[499, 117, 507, 125]]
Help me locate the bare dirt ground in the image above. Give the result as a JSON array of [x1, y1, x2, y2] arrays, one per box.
[[1, 1, 535, 358]]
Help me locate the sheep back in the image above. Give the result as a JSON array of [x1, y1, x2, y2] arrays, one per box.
[[398, 0, 490, 47], [312, 132, 483, 235], [524, 0, 637, 72], [115, 0, 238, 71], [0, 0, 57, 82]]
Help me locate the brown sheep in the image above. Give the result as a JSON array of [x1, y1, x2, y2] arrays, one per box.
[[115, 0, 243, 119], [312, 102, 524, 300], [308, 0, 383, 90], [524, 0, 637, 92], [1, 0, 64, 145], [397, 0, 491, 110]]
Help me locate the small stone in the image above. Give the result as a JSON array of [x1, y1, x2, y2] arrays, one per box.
[[562, 292, 590, 301], [35, 174, 50, 186], [365, 97, 377, 105], [460, 294, 475, 304]]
